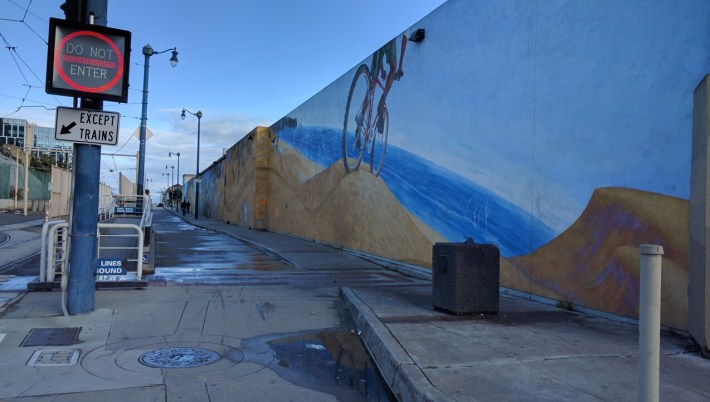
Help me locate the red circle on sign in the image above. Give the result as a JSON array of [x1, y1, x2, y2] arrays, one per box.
[[55, 30, 124, 93]]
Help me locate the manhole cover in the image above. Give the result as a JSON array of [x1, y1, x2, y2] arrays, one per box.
[[139, 347, 221, 368]]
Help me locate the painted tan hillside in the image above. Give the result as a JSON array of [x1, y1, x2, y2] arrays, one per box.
[[267, 142, 444, 266], [508, 187, 689, 329]]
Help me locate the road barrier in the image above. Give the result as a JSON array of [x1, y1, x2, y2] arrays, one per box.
[[39, 221, 145, 284]]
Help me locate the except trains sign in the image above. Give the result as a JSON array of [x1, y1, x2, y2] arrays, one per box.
[[54, 107, 120, 146], [46, 18, 131, 103]]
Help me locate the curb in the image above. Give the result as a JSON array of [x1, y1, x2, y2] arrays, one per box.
[[340, 287, 454, 402], [0, 292, 25, 315]]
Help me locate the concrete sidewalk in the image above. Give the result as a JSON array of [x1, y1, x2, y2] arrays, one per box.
[[0, 208, 709, 401], [171, 209, 710, 401]]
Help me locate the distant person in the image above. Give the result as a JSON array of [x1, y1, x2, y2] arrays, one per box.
[[181, 201, 186, 216], [186, 200, 191, 213]]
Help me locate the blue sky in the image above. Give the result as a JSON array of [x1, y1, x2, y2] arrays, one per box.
[[0, 0, 446, 194]]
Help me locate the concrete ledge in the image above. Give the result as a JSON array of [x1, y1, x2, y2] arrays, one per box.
[[340, 287, 453, 402], [28, 280, 147, 290]]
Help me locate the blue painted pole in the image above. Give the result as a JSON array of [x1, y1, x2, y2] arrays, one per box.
[[137, 47, 150, 207], [63, 0, 108, 315], [67, 142, 101, 314], [195, 114, 200, 219]]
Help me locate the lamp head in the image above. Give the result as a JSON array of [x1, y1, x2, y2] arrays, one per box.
[[181, 109, 186, 120], [408, 28, 426, 43], [170, 50, 178, 67], [196, 111, 202, 119]]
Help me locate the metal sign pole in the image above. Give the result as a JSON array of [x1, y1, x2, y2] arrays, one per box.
[[64, 0, 108, 315]]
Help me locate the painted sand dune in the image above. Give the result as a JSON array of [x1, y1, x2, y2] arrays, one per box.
[[506, 187, 689, 329], [267, 141, 443, 266]]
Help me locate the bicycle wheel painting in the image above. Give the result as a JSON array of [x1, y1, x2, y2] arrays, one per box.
[[342, 65, 370, 172]]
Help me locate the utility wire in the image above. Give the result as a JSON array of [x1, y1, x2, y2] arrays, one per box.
[[113, 130, 135, 154], [10, 46, 44, 86], [1, 0, 60, 115]]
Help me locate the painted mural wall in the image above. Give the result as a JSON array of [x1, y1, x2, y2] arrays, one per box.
[[193, 0, 710, 330], [187, 126, 270, 230]]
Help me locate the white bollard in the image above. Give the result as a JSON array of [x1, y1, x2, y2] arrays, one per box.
[[638, 244, 663, 402]]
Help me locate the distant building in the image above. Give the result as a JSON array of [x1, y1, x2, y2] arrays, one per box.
[[0, 118, 72, 163], [0, 118, 26, 146], [28, 123, 73, 164]]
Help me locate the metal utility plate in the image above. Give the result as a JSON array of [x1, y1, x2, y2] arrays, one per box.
[[27, 349, 80, 366], [20, 327, 81, 347]]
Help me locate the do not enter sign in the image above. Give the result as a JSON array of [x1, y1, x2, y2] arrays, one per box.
[[46, 18, 131, 103]]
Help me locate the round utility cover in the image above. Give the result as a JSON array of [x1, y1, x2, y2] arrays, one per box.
[[139, 347, 221, 368]]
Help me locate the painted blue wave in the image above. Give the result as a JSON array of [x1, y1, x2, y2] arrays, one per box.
[[275, 125, 556, 257]]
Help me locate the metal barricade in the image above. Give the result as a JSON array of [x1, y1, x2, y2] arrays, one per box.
[[39, 221, 145, 283], [40, 220, 69, 282], [96, 223, 145, 280]]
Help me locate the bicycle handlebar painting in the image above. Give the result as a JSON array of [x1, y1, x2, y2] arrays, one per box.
[[342, 35, 407, 176]]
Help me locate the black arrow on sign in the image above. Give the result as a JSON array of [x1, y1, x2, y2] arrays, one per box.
[[60, 122, 76, 135]]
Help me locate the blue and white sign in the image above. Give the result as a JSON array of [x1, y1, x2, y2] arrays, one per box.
[[114, 206, 138, 214], [96, 259, 126, 275]]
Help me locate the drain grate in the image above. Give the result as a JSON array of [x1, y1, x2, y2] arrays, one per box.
[[20, 327, 81, 347], [139, 347, 221, 368], [27, 349, 80, 366]]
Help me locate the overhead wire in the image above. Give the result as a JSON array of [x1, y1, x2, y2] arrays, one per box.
[[1, 0, 61, 115]]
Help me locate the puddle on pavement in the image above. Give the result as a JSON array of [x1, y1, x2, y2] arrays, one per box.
[[267, 331, 395, 401]]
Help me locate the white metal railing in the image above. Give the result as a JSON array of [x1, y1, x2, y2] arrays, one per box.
[[40, 221, 145, 283], [40, 221, 69, 282], [95, 223, 145, 279], [139, 195, 152, 230], [98, 194, 115, 221]]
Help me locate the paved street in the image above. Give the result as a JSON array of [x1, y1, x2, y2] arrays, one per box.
[[0, 212, 44, 284], [149, 209, 421, 288]]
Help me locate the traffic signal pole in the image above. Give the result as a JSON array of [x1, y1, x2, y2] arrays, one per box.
[[62, 0, 108, 314]]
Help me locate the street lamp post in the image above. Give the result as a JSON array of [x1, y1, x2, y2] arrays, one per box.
[[137, 44, 178, 208], [162, 171, 169, 206], [169, 151, 180, 210], [181, 109, 202, 219], [166, 164, 174, 206]]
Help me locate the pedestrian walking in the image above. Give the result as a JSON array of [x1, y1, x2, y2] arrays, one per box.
[[181, 201, 186, 215]]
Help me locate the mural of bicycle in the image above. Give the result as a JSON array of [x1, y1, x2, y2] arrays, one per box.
[[342, 35, 407, 176]]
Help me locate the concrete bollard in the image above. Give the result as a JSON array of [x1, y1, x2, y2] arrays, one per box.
[[638, 244, 663, 402]]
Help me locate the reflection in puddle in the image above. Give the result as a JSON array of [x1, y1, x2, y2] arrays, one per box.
[[268, 331, 395, 401]]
